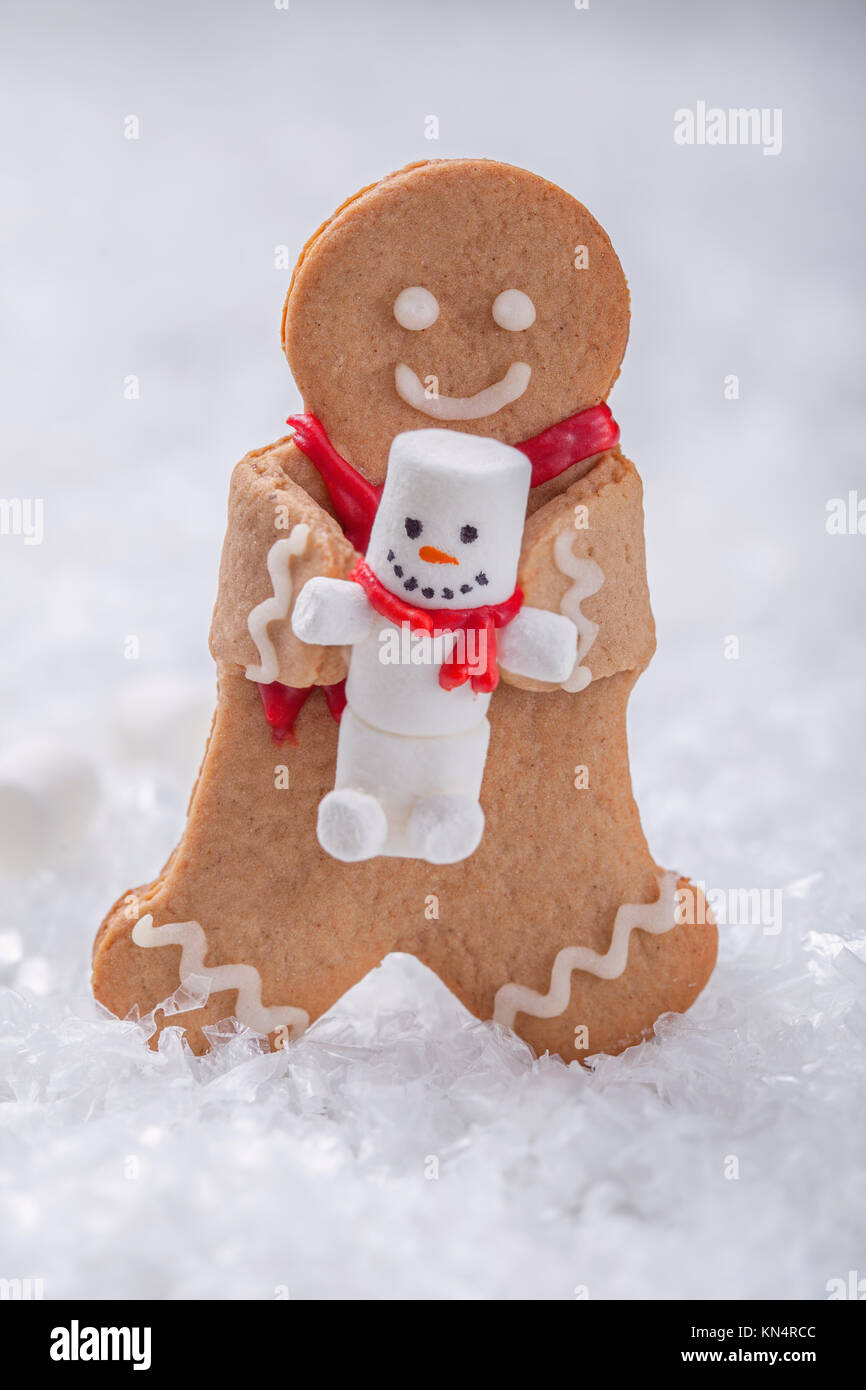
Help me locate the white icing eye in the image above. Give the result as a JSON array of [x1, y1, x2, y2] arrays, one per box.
[[394, 286, 439, 331], [492, 289, 536, 331]]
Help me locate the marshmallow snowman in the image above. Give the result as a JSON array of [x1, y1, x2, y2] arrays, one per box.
[[292, 428, 577, 863]]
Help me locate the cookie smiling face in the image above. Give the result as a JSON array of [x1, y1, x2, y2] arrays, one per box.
[[283, 158, 629, 484], [393, 285, 535, 421]]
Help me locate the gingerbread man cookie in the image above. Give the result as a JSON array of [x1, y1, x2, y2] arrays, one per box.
[[93, 159, 717, 1061]]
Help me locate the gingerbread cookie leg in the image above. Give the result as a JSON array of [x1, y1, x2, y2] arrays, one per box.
[[93, 671, 401, 1052], [403, 678, 717, 1062]]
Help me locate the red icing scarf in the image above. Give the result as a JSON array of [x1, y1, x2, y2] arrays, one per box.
[[350, 557, 522, 695], [287, 402, 618, 554]]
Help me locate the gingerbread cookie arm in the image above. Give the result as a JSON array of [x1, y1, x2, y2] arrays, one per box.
[[210, 439, 358, 689], [501, 449, 656, 692]]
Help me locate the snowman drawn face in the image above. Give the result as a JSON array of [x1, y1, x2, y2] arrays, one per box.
[[382, 511, 487, 605], [366, 429, 532, 610]]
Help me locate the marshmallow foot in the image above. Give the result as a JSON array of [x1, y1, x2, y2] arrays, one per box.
[[408, 795, 485, 865], [317, 789, 388, 862]]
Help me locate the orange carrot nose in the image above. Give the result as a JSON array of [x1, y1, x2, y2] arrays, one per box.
[[419, 545, 458, 565]]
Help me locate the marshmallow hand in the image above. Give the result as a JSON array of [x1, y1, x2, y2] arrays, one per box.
[[497, 606, 578, 685], [292, 576, 375, 647]]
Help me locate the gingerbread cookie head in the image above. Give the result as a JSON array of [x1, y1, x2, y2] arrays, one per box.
[[283, 159, 629, 483]]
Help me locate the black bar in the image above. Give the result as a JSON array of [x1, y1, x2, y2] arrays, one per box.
[[5, 1297, 862, 1375]]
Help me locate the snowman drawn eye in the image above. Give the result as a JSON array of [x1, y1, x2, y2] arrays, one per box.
[[460, 525, 478, 544], [492, 289, 536, 332], [405, 517, 423, 539], [394, 287, 439, 331]]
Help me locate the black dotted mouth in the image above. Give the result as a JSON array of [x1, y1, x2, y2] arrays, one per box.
[[390, 557, 467, 602]]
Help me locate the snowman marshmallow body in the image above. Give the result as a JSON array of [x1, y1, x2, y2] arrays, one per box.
[[292, 429, 578, 863]]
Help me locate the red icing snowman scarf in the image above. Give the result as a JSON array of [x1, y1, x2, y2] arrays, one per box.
[[287, 402, 619, 553], [350, 557, 522, 695]]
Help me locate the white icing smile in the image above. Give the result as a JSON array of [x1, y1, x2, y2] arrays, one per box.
[[395, 361, 531, 421]]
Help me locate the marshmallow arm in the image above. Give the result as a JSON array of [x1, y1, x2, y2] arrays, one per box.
[[498, 607, 578, 685], [292, 577, 375, 647]]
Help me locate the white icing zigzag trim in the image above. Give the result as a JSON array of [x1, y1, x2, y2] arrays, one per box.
[[245, 523, 311, 683], [132, 915, 309, 1038], [493, 871, 679, 1028], [553, 530, 603, 693]]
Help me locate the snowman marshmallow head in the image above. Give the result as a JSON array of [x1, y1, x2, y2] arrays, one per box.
[[366, 429, 531, 609]]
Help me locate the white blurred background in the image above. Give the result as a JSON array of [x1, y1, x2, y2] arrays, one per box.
[[0, 0, 864, 1301]]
